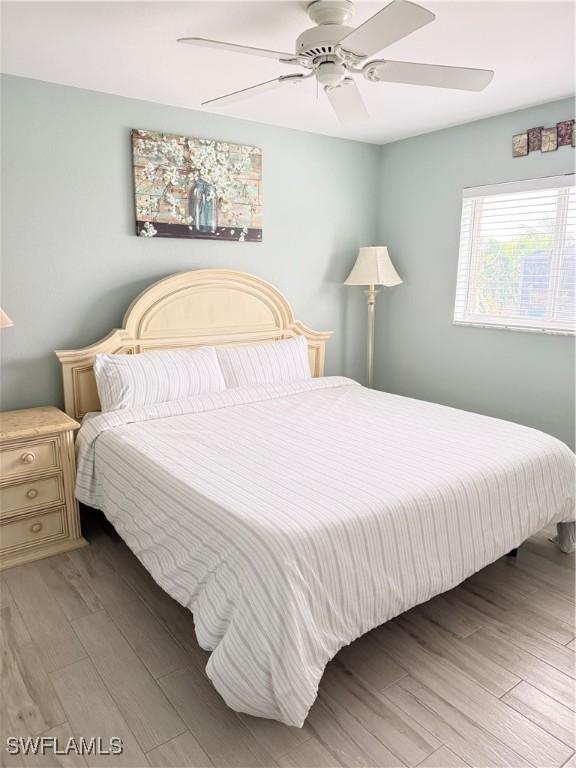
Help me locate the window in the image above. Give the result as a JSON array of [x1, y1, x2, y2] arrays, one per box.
[[454, 174, 575, 335]]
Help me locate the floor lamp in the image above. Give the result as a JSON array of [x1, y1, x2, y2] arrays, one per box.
[[345, 246, 402, 388]]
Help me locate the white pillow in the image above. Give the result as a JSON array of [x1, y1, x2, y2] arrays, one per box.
[[216, 336, 311, 388], [94, 347, 226, 412]]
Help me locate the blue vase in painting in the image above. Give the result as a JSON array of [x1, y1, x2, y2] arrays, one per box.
[[190, 179, 217, 234]]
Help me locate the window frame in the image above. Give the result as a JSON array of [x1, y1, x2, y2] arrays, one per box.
[[453, 173, 575, 336]]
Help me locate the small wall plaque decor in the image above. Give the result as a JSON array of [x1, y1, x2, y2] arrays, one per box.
[[557, 119, 574, 146], [513, 119, 575, 156], [512, 133, 528, 157], [527, 126, 543, 152], [132, 129, 262, 241], [541, 127, 558, 153]]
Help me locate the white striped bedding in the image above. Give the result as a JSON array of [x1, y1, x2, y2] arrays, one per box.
[[76, 377, 576, 726]]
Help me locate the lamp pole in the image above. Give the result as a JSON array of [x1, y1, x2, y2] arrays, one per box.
[[365, 285, 379, 388]]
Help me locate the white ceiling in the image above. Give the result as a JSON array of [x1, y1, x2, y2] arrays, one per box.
[[2, 0, 574, 144]]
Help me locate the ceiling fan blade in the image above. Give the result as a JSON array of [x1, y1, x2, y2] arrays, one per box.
[[178, 37, 298, 64], [202, 74, 306, 107], [325, 78, 369, 125], [364, 60, 494, 91], [339, 0, 435, 58]]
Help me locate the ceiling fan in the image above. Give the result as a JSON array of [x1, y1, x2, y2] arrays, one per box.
[[177, 0, 494, 125]]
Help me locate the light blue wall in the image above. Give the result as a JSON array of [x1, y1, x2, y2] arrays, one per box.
[[2, 76, 574, 448], [376, 98, 575, 448], [0, 75, 380, 410]]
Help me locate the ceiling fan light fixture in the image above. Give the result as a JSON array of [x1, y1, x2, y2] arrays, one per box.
[[316, 60, 346, 87]]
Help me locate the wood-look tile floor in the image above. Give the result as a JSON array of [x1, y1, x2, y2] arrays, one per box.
[[1, 513, 574, 768]]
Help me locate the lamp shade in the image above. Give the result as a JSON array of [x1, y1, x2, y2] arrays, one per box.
[[0, 308, 13, 328], [344, 246, 402, 287]]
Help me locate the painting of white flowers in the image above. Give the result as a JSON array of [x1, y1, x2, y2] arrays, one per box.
[[132, 129, 262, 241]]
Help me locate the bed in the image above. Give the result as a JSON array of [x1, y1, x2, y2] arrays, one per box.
[[57, 269, 576, 727]]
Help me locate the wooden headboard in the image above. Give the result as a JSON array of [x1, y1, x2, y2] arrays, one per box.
[[56, 269, 333, 420]]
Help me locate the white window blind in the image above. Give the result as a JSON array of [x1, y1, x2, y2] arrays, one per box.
[[454, 174, 575, 335]]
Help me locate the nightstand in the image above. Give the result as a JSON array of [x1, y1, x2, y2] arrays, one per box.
[[0, 406, 87, 569]]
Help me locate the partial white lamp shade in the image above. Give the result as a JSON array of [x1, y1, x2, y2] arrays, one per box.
[[0, 308, 14, 328], [344, 246, 402, 287]]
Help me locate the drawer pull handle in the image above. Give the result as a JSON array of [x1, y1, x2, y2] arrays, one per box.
[[21, 452, 36, 465], [30, 522, 43, 534], [26, 488, 39, 500]]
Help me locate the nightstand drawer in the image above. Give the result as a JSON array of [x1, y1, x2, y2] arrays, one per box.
[[0, 474, 64, 517], [0, 438, 59, 480], [0, 407, 85, 569], [0, 507, 67, 553]]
